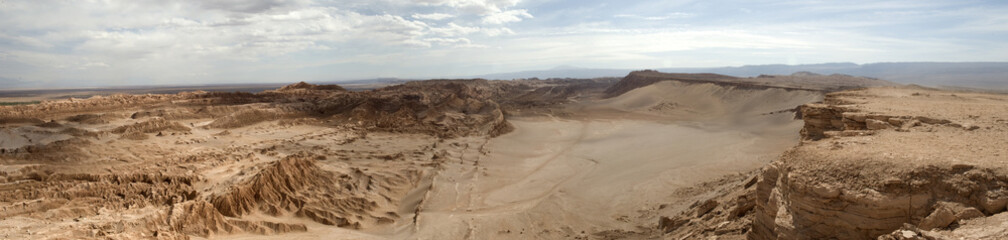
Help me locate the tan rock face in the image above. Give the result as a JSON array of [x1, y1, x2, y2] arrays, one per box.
[[751, 87, 1008, 240], [919, 205, 957, 230], [658, 216, 688, 233], [695, 199, 719, 217], [865, 118, 892, 130]]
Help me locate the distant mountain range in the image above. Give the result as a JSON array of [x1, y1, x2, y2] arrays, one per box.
[[3, 62, 1005, 91], [471, 62, 1008, 89]]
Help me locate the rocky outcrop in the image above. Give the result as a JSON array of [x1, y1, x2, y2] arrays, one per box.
[[211, 154, 419, 229], [751, 161, 1008, 239], [168, 200, 240, 236], [328, 79, 515, 137], [110, 118, 191, 140], [65, 113, 116, 124], [111, 118, 191, 134], [798, 102, 959, 141], [168, 200, 306, 237], [275, 81, 347, 92], [653, 173, 762, 239], [205, 108, 286, 129], [880, 211, 1008, 239], [750, 88, 1008, 239]]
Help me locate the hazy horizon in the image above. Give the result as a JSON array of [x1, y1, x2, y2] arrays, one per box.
[[2, 0, 1008, 88], [3, 61, 1008, 90]]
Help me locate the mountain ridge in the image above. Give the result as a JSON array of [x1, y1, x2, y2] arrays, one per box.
[[471, 62, 1008, 89]]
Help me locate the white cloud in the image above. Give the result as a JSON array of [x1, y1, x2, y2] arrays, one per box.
[[425, 37, 470, 45], [412, 13, 454, 20], [411, 0, 521, 15], [0, 0, 542, 85], [406, 0, 532, 24], [613, 12, 693, 21], [0, 1, 526, 60], [0, 0, 1006, 87], [481, 27, 515, 36], [429, 23, 480, 36], [482, 9, 533, 24], [189, 0, 311, 13]]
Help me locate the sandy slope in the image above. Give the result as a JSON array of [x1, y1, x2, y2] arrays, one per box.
[[593, 81, 821, 123], [407, 81, 820, 239], [410, 119, 790, 239]]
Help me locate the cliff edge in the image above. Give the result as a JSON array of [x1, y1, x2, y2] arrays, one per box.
[[751, 86, 1008, 239]]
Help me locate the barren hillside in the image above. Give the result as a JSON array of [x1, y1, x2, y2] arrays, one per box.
[[648, 86, 1008, 240], [0, 71, 1002, 240]]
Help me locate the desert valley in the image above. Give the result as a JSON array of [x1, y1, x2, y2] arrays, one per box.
[[0, 70, 1005, 239], [5, 0, 1008, 239]]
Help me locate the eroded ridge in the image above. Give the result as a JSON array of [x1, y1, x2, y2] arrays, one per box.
[[0, 79, 609, 239], [210, 153, 420, 229], [752, 87, 1008, 239]]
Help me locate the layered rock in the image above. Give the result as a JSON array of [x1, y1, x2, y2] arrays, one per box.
[[750, 87, 1008, 239]]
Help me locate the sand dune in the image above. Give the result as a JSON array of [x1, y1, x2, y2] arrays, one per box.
[[596, 80, 821, 122], [400, 78, 821, 238], [411, 116, 801, 239]]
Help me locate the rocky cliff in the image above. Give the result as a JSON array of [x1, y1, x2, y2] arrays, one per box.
[[750, 87, 1008, 239]]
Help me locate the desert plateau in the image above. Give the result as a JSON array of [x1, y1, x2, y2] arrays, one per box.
[[5, 1, 1008, 239], [0, 70, 1004, 240]]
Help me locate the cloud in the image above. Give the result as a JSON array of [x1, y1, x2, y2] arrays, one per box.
[[0, 0, 1006, 88], [0, 0, 542, 86], [482, 9, 532, 24], [424, 37, 471, 45], [21, 6, 486, 63], [190, 0, 310, 13], [1, 1, 527, 60], [412, 13, 454, 20], [411, 0, 521, 15], [613, 12, 693, 21], [0, 33, 53, 49], [406, 0, 532, 24], [481, 27, 515, 36], [429, 23, 480, 36]]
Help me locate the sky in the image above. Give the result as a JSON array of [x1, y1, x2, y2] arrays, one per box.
[[1, 0, 1007, 88]]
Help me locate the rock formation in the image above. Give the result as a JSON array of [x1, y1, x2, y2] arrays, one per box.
[[749, 87, 1008, 239], [0, 79, 610, 238]]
